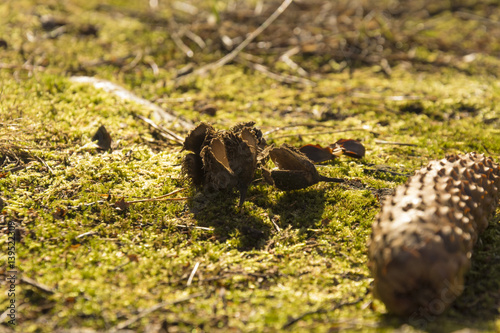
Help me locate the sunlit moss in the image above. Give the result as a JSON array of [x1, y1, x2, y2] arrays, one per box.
[[1, 0, 500, 332]]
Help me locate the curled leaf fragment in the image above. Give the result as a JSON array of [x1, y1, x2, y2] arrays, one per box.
[[264, 144, 343, 190], [182, 122, 215, 154], [299, 144, 335, 163], [332, 139, 365, 158]]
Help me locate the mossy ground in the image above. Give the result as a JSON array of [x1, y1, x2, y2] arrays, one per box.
[[1, 1, 500, 332]]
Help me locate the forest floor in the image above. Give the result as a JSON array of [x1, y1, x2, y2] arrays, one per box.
[[1, 0, 500, 332]]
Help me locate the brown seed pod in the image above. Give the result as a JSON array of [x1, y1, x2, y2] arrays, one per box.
[[182, 122, 215, 154], [263, 144, 343, 190], [368, 152, 500, 316], [181, 123, 260, 206]]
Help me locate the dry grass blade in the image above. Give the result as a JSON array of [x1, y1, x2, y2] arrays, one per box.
[[236, 57, 316, 86], [134, 113, 184, 145], [181, 0, 295, 80]]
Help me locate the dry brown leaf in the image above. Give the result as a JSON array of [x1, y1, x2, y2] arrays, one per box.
[[299, 144, 335, 163], [52, 207, 67, 220], [113, 197, 130, 211], [332, 139, 365, 158], [92, 125, 112, 151]]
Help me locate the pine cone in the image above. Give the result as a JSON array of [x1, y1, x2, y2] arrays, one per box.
[[368, 153, 500, 316]]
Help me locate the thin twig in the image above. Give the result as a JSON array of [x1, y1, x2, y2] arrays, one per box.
[[0, 63, 46, 71], [363, 168, 410, 177], [146, 59, 159, 76], [182, 0, 294, 79], [121, 51, 143, 72], [134, 113, 185, 145], [282, 297, 364, 329], [69, 200, 106, 210], [75, 231, 98, 239], [171, 31, 194, 58], [269, 128, 378, 139], [32, 154, 54, 174], [176, 224, 214, 231], [3, 165, 29, 173], [70, 189, 186, 210], [184, 30, 206, 49], [264, 123, 334, 136], [186, 262, 200, 286], [350, 93, 424, 101], [21, 276, 55, 294], [109, 293, 203, 332], [269, 216, 281, 232], [456, 10, 500, 25], [126, 188, 186, 204], [374, 140, 418, 147], [237, 57, 315, 86], [279, 46, 308, 77]]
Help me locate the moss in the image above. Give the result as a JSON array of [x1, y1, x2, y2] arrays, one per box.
[[1, 0, 500, 332]]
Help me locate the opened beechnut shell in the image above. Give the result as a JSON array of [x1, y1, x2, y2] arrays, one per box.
[[181, 123, 344, 206], [181, 122, 265, 206], [368, 152, 500, 316]]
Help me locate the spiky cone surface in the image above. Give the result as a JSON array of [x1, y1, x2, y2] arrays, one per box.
[[368, 153, 500, 316]]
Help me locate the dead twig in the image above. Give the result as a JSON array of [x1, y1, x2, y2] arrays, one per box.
[[236, 57, 315, 86], [186, 262, 200, 286], [363, 168, 410, 177], [176, 224, 214, 231], [171, 31, 194, 58], [134, 113, 185, 145], [21, 276, 55, 294], [282, 297, 364, 329], [125, 188, 186, 204], [279, 46, 308, 77], [75, 231, 98, 240], [456, 11, 500, 25], [374, 139, 418, 147], [0, 63, 46, 71], [70, 189, 186, 210], [32, 154, 54, 174], [109, 293, 203, 332], [264, 123, 335, 136], [180, 0, 294, 80], [269, 128, 378, 139], [184, 30, 206, 49], [121, 51, 143, 72]]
